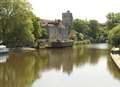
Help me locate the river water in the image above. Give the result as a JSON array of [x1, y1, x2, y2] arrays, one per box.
[[0, 43, 120, 87]]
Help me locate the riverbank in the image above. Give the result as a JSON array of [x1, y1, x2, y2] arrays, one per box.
[[6, 40, 95, 51], [74, 40, 91, 45]]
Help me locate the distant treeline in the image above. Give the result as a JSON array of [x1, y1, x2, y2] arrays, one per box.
[[70, 12, 120, 47]]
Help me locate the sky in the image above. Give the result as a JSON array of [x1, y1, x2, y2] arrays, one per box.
[[29, 0, 120, 23]]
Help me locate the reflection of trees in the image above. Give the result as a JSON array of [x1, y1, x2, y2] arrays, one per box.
[[38, 45, 108, 74], [75, 46, 108, 65], [107, 55, 120, 81], [0, 51, 48, 87]]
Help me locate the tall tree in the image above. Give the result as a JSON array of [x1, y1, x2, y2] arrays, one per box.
[[88, 20, 100, 41], [72, 19, 89, 38], [0, 0, 35, 47], [31, 15, 48, 40], [108, 24, 120, 46]]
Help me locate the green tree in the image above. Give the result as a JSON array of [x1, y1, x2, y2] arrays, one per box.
[[88, 20, 100, 42], [0, 0, 35, 47], [108, 24, 120, 46], [72, 19, 89, 38], [32, 15, 42, 40], [31, 15, 48, 39], [106, 12, 120, 30]]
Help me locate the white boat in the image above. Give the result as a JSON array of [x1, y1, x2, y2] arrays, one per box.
[[111, 47, 119, 51], [0, 45, 9, 54]]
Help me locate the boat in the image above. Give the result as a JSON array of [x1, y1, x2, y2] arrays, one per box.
[[110, 53, 120, 69], [110, 47, 120, 69], [0, 45, 9, 54], [111, 47, 120, 54]]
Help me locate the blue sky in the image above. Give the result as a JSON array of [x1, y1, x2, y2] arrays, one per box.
[[29, 0, 120, 23]]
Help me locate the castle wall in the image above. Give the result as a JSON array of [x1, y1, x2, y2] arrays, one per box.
[[48, 26, 68, 42], [43, 11, 73, 42]]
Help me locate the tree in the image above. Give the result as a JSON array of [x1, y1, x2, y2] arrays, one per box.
[[88, 20, 100, 42], [31, 15, 48, 40], [108, 24, 120, 47], [0, 0, 35, 47], [32, 15, 42, 40], [106, 12, 120, 30], [72, 19, 89, 38]]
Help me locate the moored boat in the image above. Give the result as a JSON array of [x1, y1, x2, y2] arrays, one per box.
[[0, 45, 9, 54], [110, 47, 120, 69]]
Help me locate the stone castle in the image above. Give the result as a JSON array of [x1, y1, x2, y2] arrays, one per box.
[[41, 10, 73, 42]]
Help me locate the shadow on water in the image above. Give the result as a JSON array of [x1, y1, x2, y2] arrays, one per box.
[[0, 43, 120, 87]]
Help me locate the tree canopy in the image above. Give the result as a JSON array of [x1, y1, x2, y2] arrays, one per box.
[[106, 12, 120, 30], [0, 0, 35, 47], [72, 19, 107, 43], [0, 0, 47, 47], [108, 24, 120, 46]]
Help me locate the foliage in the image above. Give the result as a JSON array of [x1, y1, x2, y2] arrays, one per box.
[[72, 19, 107, 43], [108, 24, 120, 46], [88, 20, 99, 40], [69, 30, 77, 40], [0, 0, 35, 47], [76, 33, 84, 40], [96, 27, 108, 43], [40, 28, 48, 39], [32, 16, 42, 40], [106, 12, 120, 30], [31, 14, 48, 40], [72, 19, 89, 37]]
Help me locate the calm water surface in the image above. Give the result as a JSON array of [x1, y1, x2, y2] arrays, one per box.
[[0, 44, 120, 87]]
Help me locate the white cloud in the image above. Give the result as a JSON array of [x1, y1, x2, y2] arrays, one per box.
[[29, 0, 120, 23]]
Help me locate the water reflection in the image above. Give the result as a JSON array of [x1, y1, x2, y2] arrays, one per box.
[[43, 46, 108, 74], [0, 44, 120, 87], [0, 52, 48, 87], [0, 54, 9, 63]]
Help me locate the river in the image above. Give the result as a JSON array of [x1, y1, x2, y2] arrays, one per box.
[[0, 43, 120, 87]]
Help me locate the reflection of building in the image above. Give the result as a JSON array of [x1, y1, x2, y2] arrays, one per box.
[[41, 11, 73, 47], [46, 48, 74, 74]]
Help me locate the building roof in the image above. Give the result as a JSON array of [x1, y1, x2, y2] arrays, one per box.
[[41, 19, 65, 29]]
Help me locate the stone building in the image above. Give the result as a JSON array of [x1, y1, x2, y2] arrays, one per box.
[[41, 10, 73, 42], [62, 10, 73, 30]]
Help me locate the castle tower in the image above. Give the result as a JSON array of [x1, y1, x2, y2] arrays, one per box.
[[62, 10, 73, 40], [62, 10, 73, 30]]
